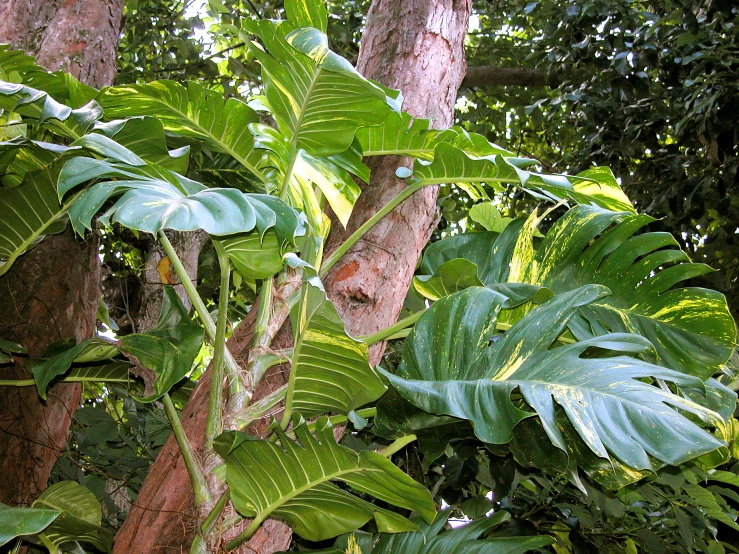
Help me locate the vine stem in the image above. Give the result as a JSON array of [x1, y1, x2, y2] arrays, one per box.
[[360, 310, 426, 346], [190, 490, 230, 554], [157, 231, 249, 408], [319, 183, 425, 278], [204, 240, 231, 450], [162, 393, 210, 506], [377, 434, 417, 457], [225, 517, 263, 551]]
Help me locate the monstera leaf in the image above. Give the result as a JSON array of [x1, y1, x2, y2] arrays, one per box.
[[215, 417, 435, 542], [100, 80, 266, 180], [285, 271, 386, 417], [119, 287, 204, 402], [417, 206, 736, 379], [401, 142, 634, 213], [57, 137, 304, 239], [380, 286, 730, 477]]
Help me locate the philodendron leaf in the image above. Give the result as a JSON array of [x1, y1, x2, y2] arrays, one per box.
[[32, 481, 113, 552], [244, 20, 395, 158], [100, 80, 266, 180], [0, 80, 101, 140], [119, 287, 204, 402], [215, 417, 435, 542], [380, 286, 730, 476], [0, 505, 59, 547], [287, 271, 386, 416], [221, 193, 307, 281], [403, 142, 634, 213], [57, 138, 305, 239]]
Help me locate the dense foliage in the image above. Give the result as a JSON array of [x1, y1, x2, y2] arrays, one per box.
[[0, 0, 737, 553]]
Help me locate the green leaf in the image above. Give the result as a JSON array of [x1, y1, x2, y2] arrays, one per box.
[[380, 286, 726, 475], [215, 417, 435, 542], [244, 22, 394, 157], [100, 80, 265, 180], [469, 202, 513, 232], [0, 146, 74, 277], [92, 116, 190, 174], [285, 0, 328, 32], [119, 287, 204, 401], [371, 510, 554, 554], [420, 205, 736, 379], [356, 111, 512, 161], [0, 505, 59, 547], [287, 273, 386, 417], [32, 481, 113, 552], [524, 205, 736, 379], [59, 143, 304, 238], [405, 143, 635, 212], [31, 338, 113, 399], [0, 80, 101, 140]]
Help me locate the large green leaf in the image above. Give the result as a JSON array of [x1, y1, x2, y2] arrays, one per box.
[[380, 286, 729, 475], [100, 80, 265, 180], [286, 272, 386, 417], [243, 21, 394, 158], [291, 510, 554, 554], [373, 510, 553, 554], [0, 506, 59, 547], [417, 206, 736, 379], [0, 44, 96, 108], [403, 142, 634, 213], [522, 205, 736, 379], [0, 151, 71, 276], [31, 481, 113, 552], [0, 80, 101, 140], [119, 287, 204, 402], [215, 417, 435, 542], [356, 111, 511, 161], [58, 138, 304, 239]]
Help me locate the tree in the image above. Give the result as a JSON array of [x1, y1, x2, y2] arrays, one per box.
[[113, 1, 472, 551], [0, 0, 124, 507], [0, 0, 736, 553]]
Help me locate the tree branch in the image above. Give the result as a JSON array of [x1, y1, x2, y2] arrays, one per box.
[[461, 65, 561, 88]]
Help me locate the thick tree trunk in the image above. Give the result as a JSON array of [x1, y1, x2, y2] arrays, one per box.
[[114, 1, 470, 552], [0, 0, 125, 89], [0, 0, 124, 506]]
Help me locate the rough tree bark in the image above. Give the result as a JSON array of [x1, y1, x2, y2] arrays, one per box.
[[0, 0, 125, 506], [113, 0, 471, 551]]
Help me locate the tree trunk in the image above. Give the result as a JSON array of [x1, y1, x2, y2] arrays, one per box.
[[132, 231, 210, 333], [113, 0, 470, 551], [0, 0, 125, 506]]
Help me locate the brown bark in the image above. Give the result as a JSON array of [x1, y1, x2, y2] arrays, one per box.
[[0, 0, 124, 506], [0, 231, 101, 505], [132, 231, 210, 333], [114, 1, 470, 552], [0, 0, 125, 89], [462, 65, 561, 88]]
